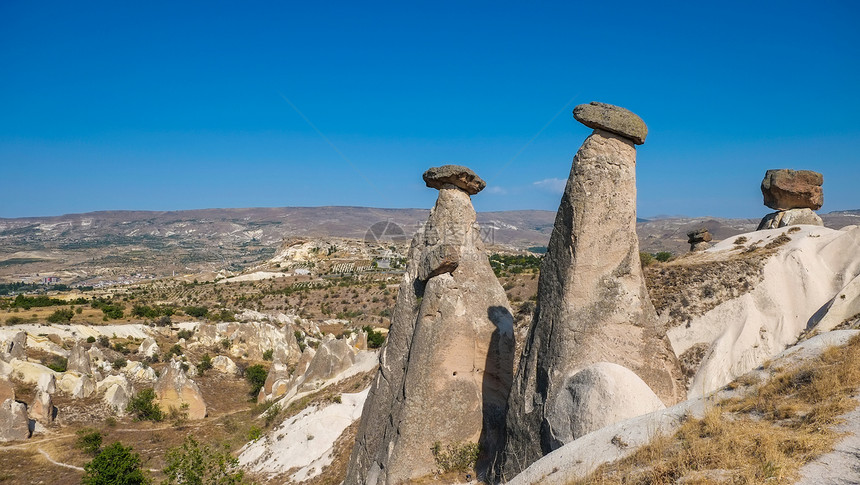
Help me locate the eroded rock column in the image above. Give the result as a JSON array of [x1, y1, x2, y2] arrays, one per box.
[[345, 165, 515, 484], [498, 102, 683, 479]]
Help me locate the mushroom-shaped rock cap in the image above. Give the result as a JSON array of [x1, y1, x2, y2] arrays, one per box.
[[423, 165, 486, 195], [573, 101, 648, 145], [761, 169, 824, 210]]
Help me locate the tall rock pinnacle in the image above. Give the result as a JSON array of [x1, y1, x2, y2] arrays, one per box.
[[497, 103, 683, 479], [345, 165, 515, 484]]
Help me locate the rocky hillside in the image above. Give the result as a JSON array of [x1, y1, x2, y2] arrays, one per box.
[[1, 206, 856, 286]]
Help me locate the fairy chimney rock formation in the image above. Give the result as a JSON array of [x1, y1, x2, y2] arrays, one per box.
[[345, 165, 515, 484], [154, 360, 207, 420], [67, 340, 91, 375], [758, 169, 824, 230], [498, 103, 683, 479], [688, 228, 713, 252]]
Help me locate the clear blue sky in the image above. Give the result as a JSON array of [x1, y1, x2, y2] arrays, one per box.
[[1, 1, 858, 219]]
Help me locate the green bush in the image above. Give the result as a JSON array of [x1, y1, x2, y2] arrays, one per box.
[[262, 349, 273, 361], [5, 316, 24, 325], [214, 309, 235, 322], [489, 253, 543, 276], [247, 425, 262, 441], [264, 403, 282, 427], [162, 436, 245, 485], [640, 251, 655, 267], [177, 329, 194, 340], [245, 364, 268, 397], [82, 442, 149, 485], [99, 303, 125, 320], [98, 335, 110, 347], [75, 429, 103, 456], [197, 354, 213, 376], [166, 344, 183, 359], [113, 358, 127, 369], [183, 306, 209, 319], [362, 326, 386, 349], [47, 308, 75, 323], [127, 388, 163, 422], [86, 336, 96, 343], [131, 305, 159, 319], [654, 251, 673, 262], [430, 441, 481, 474], [45, 356, 68, 373]]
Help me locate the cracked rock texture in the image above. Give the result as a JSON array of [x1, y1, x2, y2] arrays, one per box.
[[498, 126, 683, 480], [761, 169, 823, 210], [345, 166, 514, 484]]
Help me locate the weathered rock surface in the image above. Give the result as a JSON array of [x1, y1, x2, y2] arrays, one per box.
[[103, 383, 130, 414], [154, 360, 207, 419], [0, 378, 14, 403], [757, 208, 823, 230], [346, 165, 515, 484], [97, 374, 131, 394], [347, 330, 368, 350], [29, 390, 54, 423], [761, 169, 823, 210], [0, 399, 30, 442], [37, 372, 56, 394], [126, 362, 158, 382], [810, 272, 860, 333], [554, 362, 665, 441], [137, 337, 160, 358], [687, 228, 713, 252], [572, 101, 648, 144], [67, 340, 91, 374], [57, 373, 79, 395], [422, 164, 486, 195], [7, 331, 26, 360], [7, 360, 55, 388], [259, 347, 294, 402], [212, 355, 240, 376], [197, 321, 301, 362], [669, 226, 860, 398], [73, 374, 96, 399], [298, 339, 355, 393], [498, 118, 682, 479]]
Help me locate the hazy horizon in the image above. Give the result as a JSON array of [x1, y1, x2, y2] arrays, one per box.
[[4, 202, 855, 222]]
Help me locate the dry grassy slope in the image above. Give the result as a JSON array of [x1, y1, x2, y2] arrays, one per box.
[[505, 330, 860, 485]]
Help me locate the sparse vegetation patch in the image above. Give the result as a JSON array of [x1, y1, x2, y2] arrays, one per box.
[[571, 334, 860, 484]]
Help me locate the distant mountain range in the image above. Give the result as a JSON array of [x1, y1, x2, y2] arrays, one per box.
[[0, 207, 856, 283]]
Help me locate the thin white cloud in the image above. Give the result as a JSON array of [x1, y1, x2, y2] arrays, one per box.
[[485, 186, 508, 195], [532, 178, 566, 194]]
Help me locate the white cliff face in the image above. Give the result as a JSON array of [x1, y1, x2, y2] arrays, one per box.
[[239, 389, 369, 482], [668, 225, 860, 398]]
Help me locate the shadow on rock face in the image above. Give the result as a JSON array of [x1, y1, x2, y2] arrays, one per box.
[[478, 306, 515, 480]]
